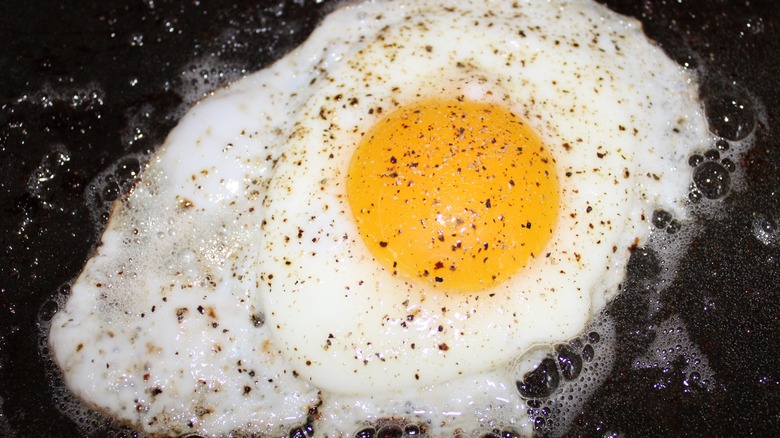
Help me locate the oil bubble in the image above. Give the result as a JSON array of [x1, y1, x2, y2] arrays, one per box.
[[403, 424, 421, 436], [652, 209, 672, 229], [688, 154, 705, 167], [102, 182, 121, 202], [688, 189, 703, 204], [703, 91, 756, 141], [581, 345, 594, 362], [704, 149, 720, 161], [721, 158, 736, 173], [354, 427, 376, 438], [516, 357, 560, 398], [692, 161, 731, 199], [555, 345, 583, 381], [377, 423, 403, 438], [38, 299, 59, 322]]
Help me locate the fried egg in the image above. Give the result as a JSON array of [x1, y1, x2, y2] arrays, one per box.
[[49, 0, 710, 436]]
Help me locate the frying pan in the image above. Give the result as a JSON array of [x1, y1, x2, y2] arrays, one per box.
[[1, 0, 777, 436]]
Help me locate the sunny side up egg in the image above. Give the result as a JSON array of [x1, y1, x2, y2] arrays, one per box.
[[49, 0, 711, 436]]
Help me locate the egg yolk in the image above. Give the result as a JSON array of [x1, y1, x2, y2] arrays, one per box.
[[347, 99, 559, 292]]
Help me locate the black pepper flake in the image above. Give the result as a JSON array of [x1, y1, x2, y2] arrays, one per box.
[[438, 343, 449, 351], [176, 308, 188, 322], [390, 156, 397, 164], [243, 386, 252, 394], [434, 276, 443, 283], [197, 305, 205, 315], [379, 241, 388, 247], [485, 198, 492, 208]]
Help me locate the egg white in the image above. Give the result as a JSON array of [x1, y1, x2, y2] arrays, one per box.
[[49, 0, 710, 435]]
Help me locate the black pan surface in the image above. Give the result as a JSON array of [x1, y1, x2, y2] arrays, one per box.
[[1, 0, 778, 436]]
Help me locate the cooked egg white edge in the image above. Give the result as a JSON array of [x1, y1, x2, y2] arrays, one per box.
[[46, 12, 366, 435]]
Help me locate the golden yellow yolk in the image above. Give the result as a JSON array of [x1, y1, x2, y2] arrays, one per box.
[[347, 99, 559, 292]]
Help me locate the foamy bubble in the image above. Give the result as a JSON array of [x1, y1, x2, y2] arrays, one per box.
[[26, 144, 71, 208], [632, 315, 716, 390], [173, 58, 249, 119], [120, 103, 157, 148], [84, 152, 147, 228], [37, 304, 123, 437], [751, 212, 780, 247], [514, 318, 617, 436], [15, 83, 105, 111]]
